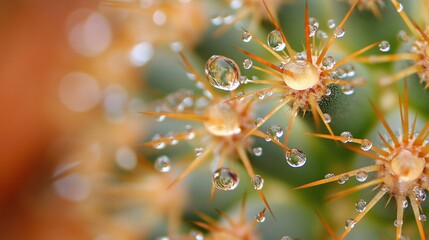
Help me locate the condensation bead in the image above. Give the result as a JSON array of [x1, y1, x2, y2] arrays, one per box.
[[345, 218, 355, 229], [204, 103, 241, 136], [355, 199, 367, 212], [286, 149, 307, 168], [394, 219, 403, 227], [327, 19, 335, 28], [154, 155, 171, 173], [251, 175, 264, 190], [341, 85, 354, 95], [378, 41, 391, 52], [256, 209, 266, 223], [360, 139, 372, 151], [253, 147, 263, 156], [243, 59, 253, 69], [356, 171, 368, 182], [322, 56, 335, 69], [340, 131, 353, 143], [325, 173, 335, 179], [334, 27, 345, 38], [419, 214, 427, 221], [267, 29, 286, 51], [152, 134, 167, 149], [323, 113, 331, 123], [212, 168, 239, 191], [242, 31, 252, 42], [205, 55, 241, 91]]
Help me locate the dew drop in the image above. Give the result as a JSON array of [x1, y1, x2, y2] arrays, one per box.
[[325, 173, 335, 179], [396, 3, 403, 12], [355, 199, 367, 212], [340, 131, 353, 143], [345, 218, 355, 229], [154, 155, 171, 173], [242, 31, 252, 42], [185, 125, 196, 139], [325, 88, 332, 96], [360, 139, 372, 151], [205, 55, 241, 91], [323, 113, 331, 123], [267, 125, 283, 139], [152, 134, 167, 149], [267, 29, 286, 51], [334, 68, 347, 79], [394, 219, 403, 227], [356, 171, 368, 182], [189, 230, 204, 240], [243, 59, 253, 69], [255, 117, 263, 126], [237, 91, 245, 101], [256, 209, 266, 223], [285, 149, 307, 168], [338, 174, 349, 184], [402, 199, 409, 208], [327, 19, 336, 29], [378, 41, 391, 52], [212, 168, 239, 191], [194, 147, 204, 157], [419, 214, 427, 221], [334, 27, 345, 38], [322, 56, 336, 69], [252, 175, 264, 190], [253, 147, 263, 156]]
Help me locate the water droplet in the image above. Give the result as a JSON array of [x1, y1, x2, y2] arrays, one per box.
[[402, 199, 408, 208], [316, 30, 328, 39], [323, 113, 331, 123], [308, 18, 319, 38], [325, 88, 332, 96], [252, 175, 264, 190], [338, 174, 349, 184], [341, 85, 354, 95], [189, 230, 204, 240], [267, 29, 286, 51], [223, 15, 234, 24], [212, 168, 239, 191], [185, 125, 196, 139], [355, 199, 367, 212], [327, 19, 336, 29], [267, 125, 283, 139], [340, 131, 353, 143], [360, 139, 372, 151], [396, 3, 403, 12], [344, 64, 356, 77], [205, 55, 241, 91], [356, 171, 368, 182], [255, 117, 263, 126], [243, 59, 253, 69], [378, 41, 391, 52], [322, 56, 336, 69], [419, 214, 427, 221], [194, 147, 204, 157], [325, 173, 335, 179], [285, 149, 307, 168], [334, 68, 347, 79], [154, 155, 171, 173], [394, 219, 403, 227], [237, 91, 245, 101], [253, 147, 263, 156], [345, 218, 355, 229], [152, 134, 167, 149], [334, 27, 345, 38], [242, 31, 252, 42], [256, 209, 266, 223]]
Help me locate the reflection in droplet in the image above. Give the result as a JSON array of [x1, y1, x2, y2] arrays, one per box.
[[212, 168, 239, 191], [285, 149, 307, 168], [205, 55, 241, 91], [355, 199, 366, 212], [378, 41, 391, 52], [155, 155, 171, 173], [59, 72, 101, 112], [251, 175, 264, 190], [267, 29, 286, 51], [53, 174, 90, 202]]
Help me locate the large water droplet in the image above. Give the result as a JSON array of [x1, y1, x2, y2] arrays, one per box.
[[285, 149, 307, 168], [340, 131, 353, 143], [242, 31, 252, 42], [252, 175, 264, 190], [360, 139, 372, 151], [205, 55, 241, 91], [356, 171, 368, 182], [334, 27, 345, 38], [378, 41, 391, 52], [155, 155, 171, 173], [267, 29, 286, 51], [212, 168, 239, 191], [355, 199, 367, 212]]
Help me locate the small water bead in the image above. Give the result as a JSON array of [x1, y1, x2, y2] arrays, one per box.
[[189, 230, 204, 240], [414, 187, 427, 202], [360, 139, 372, 151], [334, 27, 345, 38], [322, 56, 336, 70], [243, 59, 253, 69], [267, 125, 284, 139], [154, 155, 171, 173], [257, 92, 265, 100], [316, 30, 328, 39], [325, 173, 335, 179], [256, 209, 266, 223], [267, 29, 286, 51], [211, 15, 223, 25], [286, 149, 307, 168], [184, 125, 196, 139], [356, 171, 368, 182], [334, 68, 347, 79], [325, 88, 332, 96], [420, 214, 427, 221], [152, 134, 167, 149], [212, 168, 239, 191], [323, 113, 331, 123], [340, 131, 353, 143], [344, 64, 356, 77], [237, 91, 245, 101], [253, 147, 263, 156], [194, 147, 204, 157], [205, 55, 241, 91], [378, 41, 391, 52], [394, 219, 403, 227], [308, 18, 319, 38], [167, 132, 179, 145], [355, 199, 367, 212], [338, 174, 349, 184], [252, 175, 264, 190], [327, 19, 336, 29], [396, 3, 403, 12], [345, 218, 356, 229], [242, 31, 252, 42], [341, 85, 354, 95], [402, 199, 409, 208]]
